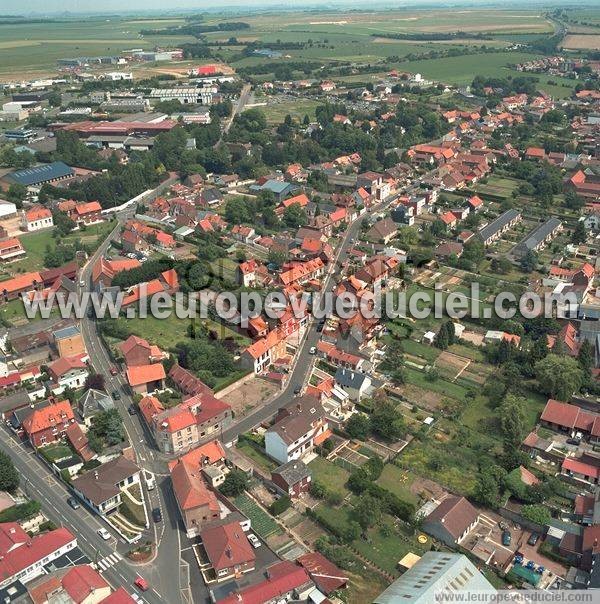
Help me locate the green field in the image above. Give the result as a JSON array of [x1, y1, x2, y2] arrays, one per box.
[[0, 18, 194, 76]]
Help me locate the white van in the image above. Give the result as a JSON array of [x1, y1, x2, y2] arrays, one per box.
[[144, 470, 155, 491]]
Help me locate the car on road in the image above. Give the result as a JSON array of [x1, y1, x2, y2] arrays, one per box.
[[502, 530, 511, 546], [97, 527, 111, 541], [247, 533, 261, 548], [309, 346, 316, 355], [144, 470, 155, 491], [79, 280, 85, 287], [293, 384, 301, 395], [67, 497, 80, 510], [152, 508, 162, 523], [112, 390, 121, 400], [528, 532, 539, 546], [316, 322, 325, 333], [128, 404, 137, 416], [110, 366, 118, 376], [134, 577, 149, 592]]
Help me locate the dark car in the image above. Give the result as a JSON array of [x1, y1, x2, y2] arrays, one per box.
[[502, 530, 511, 546], [67, 497, 80, 510], [152, 508, 162, 523], [528, 532, 539, 546], [128, 404, 136, 416], [293, 384, 301, 395], [112, 390, 121, 400]]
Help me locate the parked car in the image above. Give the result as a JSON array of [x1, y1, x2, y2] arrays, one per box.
[[247, 533, 261, 548], [67, 497, 80, 510], [134, 577, 149, 592], [110, 366, 118, 376], [112, 390, 121, 400], [128, 404, 136, 416], [97, 528, 111, 541], [152, 508, 162, 523], [144, 470, 155, 491], [293, 384, 301, 395], [528, 533, 539, 546], [502, 530, 511, 546], [309, 346, 316, 355]]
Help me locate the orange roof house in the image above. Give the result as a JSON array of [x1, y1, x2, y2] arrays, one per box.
[[125, 363, 166, 394], [22, 400, 75, 448]]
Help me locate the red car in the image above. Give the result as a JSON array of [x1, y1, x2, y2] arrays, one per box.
[[110, 367, 118, 376], [134, 577, 149, 592]]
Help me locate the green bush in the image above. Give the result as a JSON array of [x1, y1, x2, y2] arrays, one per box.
[[269, 496, 291, 516], [0, 501, 41, 522]]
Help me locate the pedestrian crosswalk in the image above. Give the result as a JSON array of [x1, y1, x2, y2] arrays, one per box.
[[92, 552, 122, 572]]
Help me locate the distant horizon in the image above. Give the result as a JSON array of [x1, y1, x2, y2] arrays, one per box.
[[0, 0, 593, 17]]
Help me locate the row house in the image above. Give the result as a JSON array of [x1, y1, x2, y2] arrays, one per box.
[[279, 258, 324, 287], [48, 355, 89, 392], [58, 200, 103, 225], [139, 389, 232, 455], [0, 237, 26, 262]]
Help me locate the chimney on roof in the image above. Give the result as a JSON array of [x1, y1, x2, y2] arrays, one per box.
[[225, 546, 232, 559]]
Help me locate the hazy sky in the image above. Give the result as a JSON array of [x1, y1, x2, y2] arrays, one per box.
[[2, 0, 543, 15]]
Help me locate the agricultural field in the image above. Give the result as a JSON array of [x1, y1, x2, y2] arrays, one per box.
[[562, 34, 600, 50], [0, 18, 195, 78]]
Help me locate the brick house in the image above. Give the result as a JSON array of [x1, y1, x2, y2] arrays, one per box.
[[271, 460, 312, 498], [200, 521, 256, 582], [21, 399, 75, 448]]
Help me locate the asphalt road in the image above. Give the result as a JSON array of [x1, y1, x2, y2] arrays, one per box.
[[77, 204, 197, 604], [0, 426, 167, 604]]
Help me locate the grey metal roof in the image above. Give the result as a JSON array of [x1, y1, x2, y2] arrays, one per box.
[[513, 217, 562, 257], [53, 324, 80, 340], [334, 367, 368, 389], [272, 459, 311, 485], [478, 209, 521, 242], [7, 161, 73, 186], [374, 552, 495, 604]]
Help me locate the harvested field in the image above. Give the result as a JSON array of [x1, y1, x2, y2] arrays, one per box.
[[562, 34, 600, 49]]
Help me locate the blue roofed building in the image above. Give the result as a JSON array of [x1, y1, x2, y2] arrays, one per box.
[[5, 161, 74, 189], [374, 552, 496, 604], [249, 179, 298, 202]]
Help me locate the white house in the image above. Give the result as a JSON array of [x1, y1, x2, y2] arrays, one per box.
[[265, 397, 330, 464]]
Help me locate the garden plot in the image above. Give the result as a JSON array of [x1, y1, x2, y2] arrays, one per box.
[[434, 351, 471, 381], [328, 440, 371, 469]]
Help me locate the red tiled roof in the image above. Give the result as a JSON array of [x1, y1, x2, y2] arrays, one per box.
[[126, 363, 166, 387], [169, 457, 220, 512], [0, 527, 75, 584], [99, 587, 137, 604], [541, 398, 582, 427], [563, 457, 600, 481], [22, 400, 74, 435], [61, 565, 109, 602], [297, 552, 348, 594], [217, 561, 311, 604], [424, 495, 478, 540], [201, 521, 255, 571]]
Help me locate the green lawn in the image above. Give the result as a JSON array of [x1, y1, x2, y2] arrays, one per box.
[[125, 313, 249, 352], [401, 339, 441, 363], [403, 366, 469, 401], [375, 464, 418, 506], [8, 221, 116, 273], [352, 516, 431, 576], [236, 441, 277, 472], [309, 457, 350, 497]]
